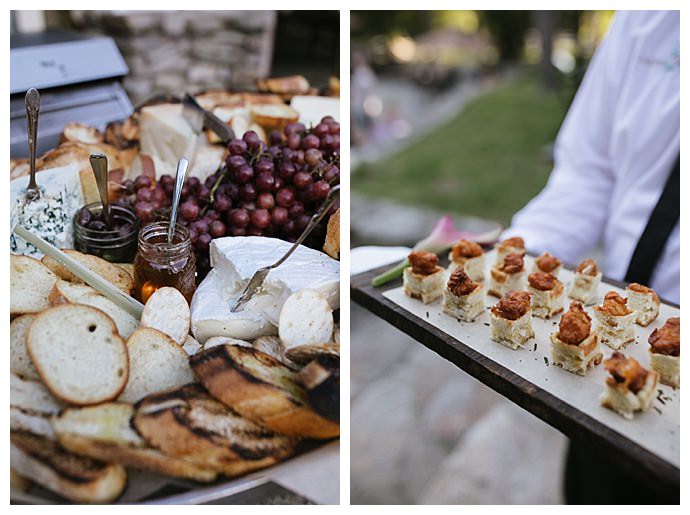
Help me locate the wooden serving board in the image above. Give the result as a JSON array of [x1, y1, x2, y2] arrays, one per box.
[[351, 250, 679, 497]]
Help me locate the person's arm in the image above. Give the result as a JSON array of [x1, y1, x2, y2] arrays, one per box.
[[503, 13, 630, 264]]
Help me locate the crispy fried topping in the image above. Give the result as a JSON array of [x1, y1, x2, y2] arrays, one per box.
[[596, 291, 632, 316], [451, 240, 483, 260], [491, 291, 531, 321], [576, 259, 598, 276], [501, 252, 524, 274], [528, 271, 558, 291], [604, 351, 649, 394], [447, 266, 479, 296], [628, 282, 660, 303], [408, 251, 439, 276], [649, 317, 680, 356], [499, 237, 524, 249], [558, 301, 591, 345], [535, 252, 561, 273]]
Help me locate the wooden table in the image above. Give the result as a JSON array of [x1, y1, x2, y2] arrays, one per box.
[[351, 262, 679, 499]]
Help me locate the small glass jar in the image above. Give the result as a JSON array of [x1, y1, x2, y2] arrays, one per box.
[[133, 221, 196, 304], [73, 202, 140, 263]]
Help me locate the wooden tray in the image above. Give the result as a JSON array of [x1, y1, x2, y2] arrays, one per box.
[[351, 251, 679, 497]]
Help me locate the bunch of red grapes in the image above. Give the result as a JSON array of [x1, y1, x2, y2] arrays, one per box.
[[120, 116, 340, 279]]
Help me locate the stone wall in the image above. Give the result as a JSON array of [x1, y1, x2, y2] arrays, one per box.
[[63, 11, 276, 104]]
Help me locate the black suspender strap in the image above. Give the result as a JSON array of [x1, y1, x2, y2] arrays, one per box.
[[624, 155, 680, 285]]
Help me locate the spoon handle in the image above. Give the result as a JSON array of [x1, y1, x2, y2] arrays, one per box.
[[25, 88, 40, 192], [168, 157, 189, 243], [89, 153, 110, 227]]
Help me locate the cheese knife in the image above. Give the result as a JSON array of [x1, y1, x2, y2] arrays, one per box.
[[182, 93, 235, 144]]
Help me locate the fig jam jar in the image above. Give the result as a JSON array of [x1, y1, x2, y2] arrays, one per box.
[[133, 222, 196, 304], [73, 202, 139, 263]]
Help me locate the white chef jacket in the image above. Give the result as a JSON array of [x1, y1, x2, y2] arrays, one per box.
[[503, 10, 680, 303]]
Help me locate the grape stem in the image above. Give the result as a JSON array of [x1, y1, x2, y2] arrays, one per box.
[[201, 166, 227, 216]]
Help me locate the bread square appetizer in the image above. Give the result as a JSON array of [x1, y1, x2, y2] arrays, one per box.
[[550, 301, 602, 375], [442, 266, 485, 322], [532, 252, 563, 278], [648, 317, 680, 388], [568, 259, 602, 306], [490, 291, 534, 350], [527, 271, 565, 319], [600, 351, 658, 419], [403, 251, 445, 304], [488, 252, 526, 298], [448, 240, 485, 282], [593, 291, 636, 350], [494, 236, 525, 266], [626, 283, 660, 327]]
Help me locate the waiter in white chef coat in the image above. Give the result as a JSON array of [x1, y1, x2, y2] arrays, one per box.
[[502, 10, 679, 504]]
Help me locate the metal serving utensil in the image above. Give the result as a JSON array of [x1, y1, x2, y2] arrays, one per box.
[[24, 88, 41, 203], [231, 185, 340, 312], [168, 157, 189, 244], [182, 93, 235, 144], [89, 153, 111, 228]]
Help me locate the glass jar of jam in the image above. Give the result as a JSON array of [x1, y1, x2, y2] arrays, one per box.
[[133, 221, 196, 304], [73, 202, 139, 263]]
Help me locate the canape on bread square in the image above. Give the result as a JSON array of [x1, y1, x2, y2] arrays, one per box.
[[568, 259, 602, 306], [551, 301, 602, 375], [648, 317, 680, 388], [626, 283, 660, 327], [490, 291, 534, 350], [532, 252, 563, 278], [495, 237, 526, 266], [600, 351, 658, 419], [403, 251, 445, 304], [448, 240, 485, 282], [442, 266, 485, 322], [593, 291, 636, 350], [527, 271, 565, 319], [489, 252, 526, 298]]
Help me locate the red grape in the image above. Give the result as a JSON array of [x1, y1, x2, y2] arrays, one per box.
[[284, 122, 306, 136], [272, 206, 289, 225], [230, 226, 246, 236], [305, 148, 322, 166], [250, 209, 271, 229], [180, 201, 200, 221], [295, 213, 311, 230], [228, 138, 248, 155], [239, 183, 256, 201], [135, 201, 155, 221], [227, 155, 246, 170], [255, 159, 274, 175], [269, 130, 283, 145], [313, 180, 331, 199], [276, 187, 295, 207], [323, 165, 340, 184], [137, 187, 153, 202], [293, 171, 312, 189], [328, 121, 340, 134], [209, 220, 226, 238], [243, 131, 260, 150], [159, 174, 173, 187], [282, 219, 297, 236], [321, 116, 335, 124], [188, 228, 199, 244], [279, 161, 296, 181], [236, 164, 254, 184], [213, 194, 232, 212], [229, 208, 250, 228], [314, 123, 329, 137], [188, 177, 201, 192], [302, 134, 319, 149], [247, 226, 263, 237], [190, 219, 209, 234], [257, 192, 275, 210], [287, 133, 301, 150], [256, 173, 275, 193], [196, 232, 212, 252], [288, 201, 304, 218], [134, 175, 152, 191]]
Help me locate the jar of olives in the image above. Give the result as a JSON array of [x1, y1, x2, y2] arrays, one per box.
[[73, 202, 139, 263]]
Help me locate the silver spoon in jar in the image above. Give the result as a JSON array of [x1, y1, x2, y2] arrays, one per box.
[[24, 88, 41, 203], [89, 153, 111, 228], [168, 157, 189, 244]]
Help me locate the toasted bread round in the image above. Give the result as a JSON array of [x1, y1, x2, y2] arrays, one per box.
[[182, 334, 203, 356], [41, 250, 134, 294], [279, 289, 334, 349], [10, 315, 40, 380], [10, 254, 58, 316], [323, 208, 340, 259], [141, 287, 190, 344], [120, 328, 195, 403], [60, 122, 104, 145], [27, 305, 129, 406], [251, 104, 299, 130], [204, 335, 252, 351]]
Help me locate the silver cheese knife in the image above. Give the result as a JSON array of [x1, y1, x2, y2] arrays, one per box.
[[182, 93, 235, 144], [231, 185, 340, 312]]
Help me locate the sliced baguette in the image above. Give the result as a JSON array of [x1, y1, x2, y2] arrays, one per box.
[[204, 336, 252, 350], [11, 374, 64, 439], [191, 345, 340, 439], [41, 250, 134, 294], [140, 287, 190, 344], [182, 334, 203, 356], [53, 402, 218, 482], [11, 431, 127, 504], [27, 304, 129, 406], [250, 104, 300, 130], [10, 314, 40, 380], [134, 384, 297, 476], [279, 289, 334, 349], [60, 122, 104, 145], [10, 254, 59, 316], [120, 328, 195, 403]]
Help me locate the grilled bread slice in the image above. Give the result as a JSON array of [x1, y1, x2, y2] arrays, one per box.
[[41, 250, 134, 294], [10, 254, 59, 317], [11, 374, 64, 439], [10, 314, 40, 380], [191, 345, 340, 439], [286, 343, 340, 366], [296, 356, 340, 423], [323, 208, 340, 260], [134, 384, 297, 477], [120, 328, 195, 403], [11, 431, 126, 504], [53, 402, 218, 483], [27, 304, 129, 405]]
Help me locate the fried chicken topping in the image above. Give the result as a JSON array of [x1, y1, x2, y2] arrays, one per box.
[[558, 301, 591, 345], [408, 251, 439, 276], [491, 291, 531, 321], [499, 237, 524, 249], [500, 252, 524, 274], [649, 317, 680, 356], [528, 271, 558, 291], [576, 259, 598, 276], [535, 252, 561, 273], [604, 351, 649, 394], [451, 239, 483, 260], [628, 283, 660, 303], [447, 266, 479, 296], [596, 291, 632, 316]]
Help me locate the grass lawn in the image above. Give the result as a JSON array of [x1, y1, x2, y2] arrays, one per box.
[[352, 74, 569, 226]]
